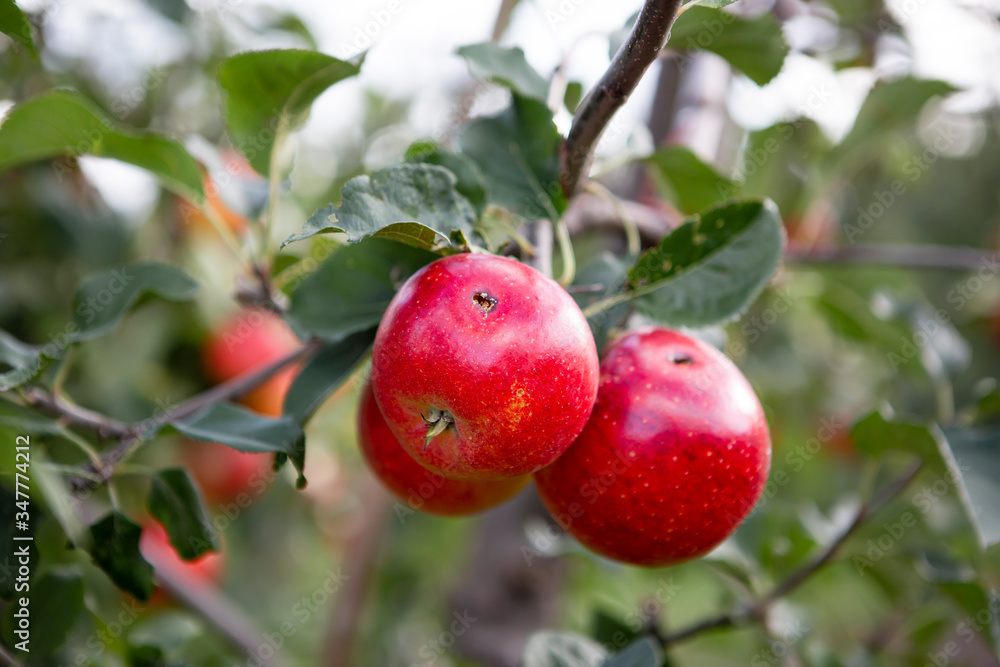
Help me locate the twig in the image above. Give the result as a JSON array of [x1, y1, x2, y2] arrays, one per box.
[[0, 642, 25, 667], [525, 220, 554, 277], [562, 192, 680, 243], [236, 262, 285, 314], [321, 475, 394, 667], [786, 244, 997, 271], [34, 339, 323, 492], [559, 0, 683, 197], [660, 460, 923, 646], [146, 548, 288, 667], [491, 0, 520, 41], [585, 181, 641, 257], [22, 388, 129, 439]]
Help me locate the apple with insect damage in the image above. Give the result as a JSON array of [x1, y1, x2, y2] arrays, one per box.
[[371, 253, 599, 481], [358, 381, 528, 515], [534, 328, 771, 567]]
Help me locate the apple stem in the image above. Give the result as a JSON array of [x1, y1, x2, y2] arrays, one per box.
[[422, 409, 456, 449]]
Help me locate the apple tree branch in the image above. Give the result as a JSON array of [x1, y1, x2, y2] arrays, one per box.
[[559, 0, 684, 198]]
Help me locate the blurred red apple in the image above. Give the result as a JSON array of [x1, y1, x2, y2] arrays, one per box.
[[181, 439, 273, 505], [139, 520, 223, 603], [202, 309, 301, 417]]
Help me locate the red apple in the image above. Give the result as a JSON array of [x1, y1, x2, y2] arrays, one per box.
[[202, 309, 300, 417], [371, 253, 599, 481], [181, 440, 273, 505], [357, 381, 527, 515], [139, 520, 223, 601], [534, 328, 771, 567]]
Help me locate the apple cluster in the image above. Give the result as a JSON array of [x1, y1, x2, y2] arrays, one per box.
[[363, 254, 772, 568]]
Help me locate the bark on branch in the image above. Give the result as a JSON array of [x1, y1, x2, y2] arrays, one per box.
[[559, 0, 684, 198]]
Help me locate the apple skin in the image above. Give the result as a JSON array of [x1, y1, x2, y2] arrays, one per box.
[[371, 253, 600, 481], [181, 440, 273, 505], [202, 309, 300, 417], [139, 520, 224, 602], [357, 382, 528, 515], [534, 328, 771, 567]]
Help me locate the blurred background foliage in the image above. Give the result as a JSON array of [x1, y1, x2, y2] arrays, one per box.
[[1, 0, 1000, 664]]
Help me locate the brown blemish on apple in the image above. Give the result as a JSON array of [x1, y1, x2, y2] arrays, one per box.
[[670, 352, 694, 364], [472, 291, 497, 315]]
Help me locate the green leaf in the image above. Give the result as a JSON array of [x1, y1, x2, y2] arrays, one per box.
[[285, 238, 438, 343], [627, 199, 785, 326], [218, 49, 361, 174], [645, 146, 740, 214], [456, 42, 549, 103], [127, 612, 203, 661], [87, 511, 156, 601], [939, 425, 1000, 551], [0, 330, 49, 391], [667, 7, 789, 86], [564, 82, 584, 113], [283, 163, 480, 251], [0, 91, 203, 200], [406, 142, 487, 214], [0, 0, 37, 58], [591, 609, 640, 653], [20, 570, 85, 655], [834, 77, 956, 168], [33, 449, 89, 547], [71, 262, 199, 342], [603, 638, 664, 667], [574, 252, 630, 352], [0, 400, 61, 435], [850, 409, 954, 472], [974, 385, 1000, 424], [283, 329, 374, 423], [147, 469, 219, 560], [522, 631, 609, 667], [171, 403, 306, 487], [460, 95, 566, 219]]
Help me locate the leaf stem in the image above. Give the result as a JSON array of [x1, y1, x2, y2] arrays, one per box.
[[58, 426, 102, 469], [553, 216, 577, 286], [585, 181, 641, 257], [260, 112, 291, 268]]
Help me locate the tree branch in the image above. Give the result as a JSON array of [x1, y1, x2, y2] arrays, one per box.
[[559, 0, 683, 198], [661, 460, 923, 646], [786, 243, 996, 271], [491, 0, 520, 42], [22, 388, 129, 439], [37, 339, 323, 492], [146, 548, 288, 667]]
